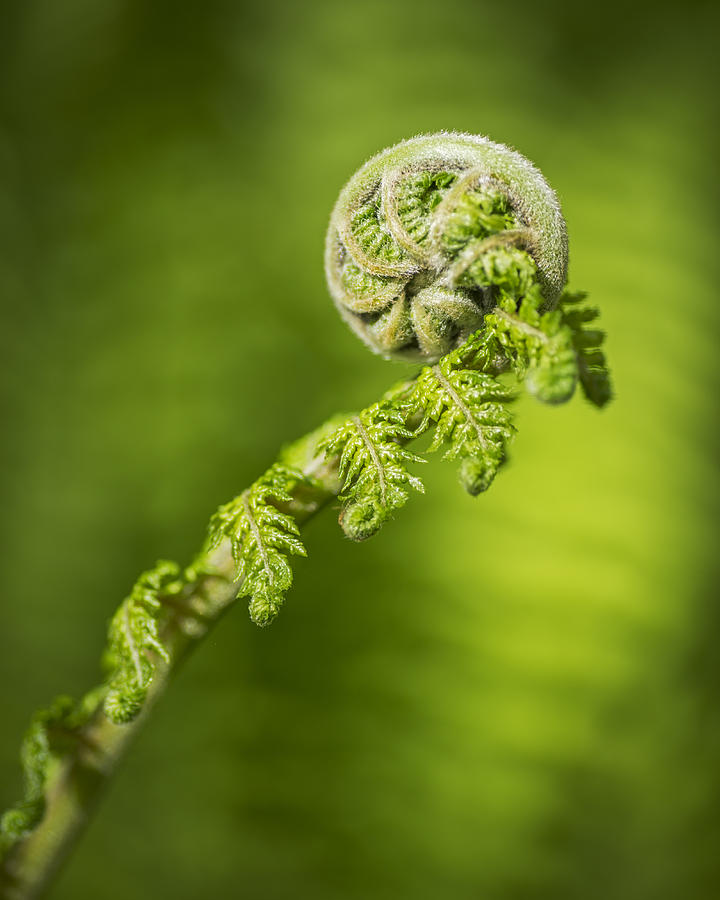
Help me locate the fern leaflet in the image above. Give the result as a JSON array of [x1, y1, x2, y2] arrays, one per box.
[[0, 698, 76, 853], [103, 560, 180, 723], [0, 688, 105, 855], [411, 349, 515, 495], [469, 246, 579, 404], [558, 291, 613, 408], [320, 402, 424, 541], [207, 464, 309, 626]]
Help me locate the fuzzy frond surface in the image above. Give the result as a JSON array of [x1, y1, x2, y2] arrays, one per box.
[[326, 132, 568, 362]]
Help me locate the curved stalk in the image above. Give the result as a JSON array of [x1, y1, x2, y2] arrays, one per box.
[[0, 451, 343, 900], [0, 360, 422, 898]]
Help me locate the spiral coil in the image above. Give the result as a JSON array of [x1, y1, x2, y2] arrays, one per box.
[[326, 133, 568, 362]]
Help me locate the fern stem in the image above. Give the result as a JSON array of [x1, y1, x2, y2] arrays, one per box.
[[0, 469, 339, 900], [1, 132, 612, 900], [122, 603, 145, 687], [0, 376, 417, 897], [0, 280, 610, 896], [0, 574, 227, 898]]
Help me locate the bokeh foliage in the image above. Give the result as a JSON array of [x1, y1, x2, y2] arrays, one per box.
[[0, 1, 718, 898]]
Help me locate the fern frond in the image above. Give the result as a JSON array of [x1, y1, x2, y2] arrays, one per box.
[[558, 291, 613, 408], [411, 350, 515, 495], [0, 134, 616, 898], [103, 560, 180, 723], [0, 692, 101, 855], [435, 184, 520, 259], [320, 402, 425, 541], [207, 464, 309, 626], [472, 246, 579, 405]]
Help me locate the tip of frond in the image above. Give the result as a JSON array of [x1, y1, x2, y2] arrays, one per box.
[[525, 363, 578, 405], [581, 370, 613, 409], [249, 592, 283, 627], [339, 500, 388, 542], [458, 455, 504, 495], [104, 685, 147, 724]]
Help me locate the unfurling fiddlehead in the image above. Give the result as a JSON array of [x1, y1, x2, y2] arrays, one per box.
[[325, 132, 567, 362], [324, 132, 610, 537], [1, 133, 612, 900]]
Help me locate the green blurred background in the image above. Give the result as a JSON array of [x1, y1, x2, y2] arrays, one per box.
[[1, 1, 718, 897]]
